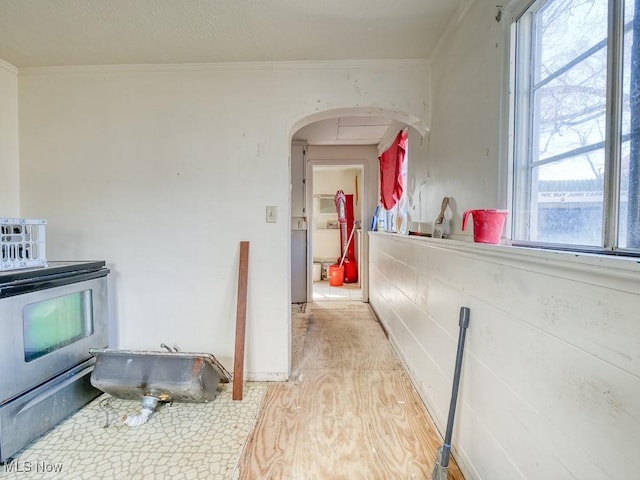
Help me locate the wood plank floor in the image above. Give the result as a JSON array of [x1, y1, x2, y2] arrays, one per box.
[[238, 301, 465, 480]]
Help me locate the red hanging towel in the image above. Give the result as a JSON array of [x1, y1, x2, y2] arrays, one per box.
[[379, 130, 408, 210]]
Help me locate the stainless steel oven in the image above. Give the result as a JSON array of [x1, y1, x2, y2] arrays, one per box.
[[0, 261, 109, 462]]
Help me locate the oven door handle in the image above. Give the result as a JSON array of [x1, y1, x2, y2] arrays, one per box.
[[0, 269, 108, 298]]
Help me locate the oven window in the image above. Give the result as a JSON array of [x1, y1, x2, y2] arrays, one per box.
[[22, 290, 94, 362]]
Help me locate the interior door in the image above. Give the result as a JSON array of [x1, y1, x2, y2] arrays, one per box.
[[290, 144, 307, 303], [290, 228, 307, 303]]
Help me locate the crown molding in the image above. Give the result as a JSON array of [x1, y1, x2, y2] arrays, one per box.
[[0, 59, 18, 75], [18, 58, 429, 77]]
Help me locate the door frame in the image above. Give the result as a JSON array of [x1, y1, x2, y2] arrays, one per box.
[[306, 159, 369, 302]]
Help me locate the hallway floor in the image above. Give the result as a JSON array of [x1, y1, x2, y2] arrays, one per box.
[[238, 301, 465, 479], [312, 280, 362, 301]]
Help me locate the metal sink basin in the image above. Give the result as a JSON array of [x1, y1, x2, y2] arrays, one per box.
[[89, 349, 231, 403]]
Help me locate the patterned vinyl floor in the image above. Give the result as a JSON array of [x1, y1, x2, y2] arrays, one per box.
[[0, 383, 266, 480]]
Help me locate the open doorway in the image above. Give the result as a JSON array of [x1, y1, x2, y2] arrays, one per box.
[[309, 164, 364, 302], [291, 115, 393, 307], [289, 109, 426, 379]]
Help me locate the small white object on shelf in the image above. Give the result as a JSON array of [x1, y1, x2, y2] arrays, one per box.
[[0, 218, 47, 270]]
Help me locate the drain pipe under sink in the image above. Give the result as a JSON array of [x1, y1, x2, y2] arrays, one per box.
[[123, 395, 159, 427]]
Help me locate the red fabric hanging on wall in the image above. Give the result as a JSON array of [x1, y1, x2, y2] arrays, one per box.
[[379, 130, 408, 210]]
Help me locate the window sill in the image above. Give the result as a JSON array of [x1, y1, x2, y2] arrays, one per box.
[[368, 231, 640, 293]]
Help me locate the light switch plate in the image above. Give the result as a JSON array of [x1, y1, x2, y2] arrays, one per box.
[[266, 206, 277, 223]]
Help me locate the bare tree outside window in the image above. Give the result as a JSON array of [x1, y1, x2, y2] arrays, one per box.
[[512, 0, 639, 253], [628, 0, 640, 248]]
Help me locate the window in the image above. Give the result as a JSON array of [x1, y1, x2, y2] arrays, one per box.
[[511, 0, 639, 253], [314, 195, 337, 214], [23, 290, 94, 362]]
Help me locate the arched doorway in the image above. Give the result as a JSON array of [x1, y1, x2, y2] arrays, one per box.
[[288, 108, 427, 306]]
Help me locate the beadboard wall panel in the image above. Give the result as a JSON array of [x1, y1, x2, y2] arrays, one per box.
[[369, 233, 640, 480]]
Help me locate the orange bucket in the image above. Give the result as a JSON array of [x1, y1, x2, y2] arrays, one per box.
[[328, 264, 344, 286]]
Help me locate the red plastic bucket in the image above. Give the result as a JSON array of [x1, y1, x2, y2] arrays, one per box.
[[328, 264, 344, 286], [462, 209, 508, 244]]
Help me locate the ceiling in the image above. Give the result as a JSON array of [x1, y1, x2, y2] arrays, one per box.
[[0, 0, 464, 68], [293, 116, 392, 146], [0, 0, 464, 145]]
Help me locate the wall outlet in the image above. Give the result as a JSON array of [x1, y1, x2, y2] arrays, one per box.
[[266, 206, 277, 223]]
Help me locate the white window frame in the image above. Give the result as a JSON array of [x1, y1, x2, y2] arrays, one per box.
[[506, 0, 638, 256]]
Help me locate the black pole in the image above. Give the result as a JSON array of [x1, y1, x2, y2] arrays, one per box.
[[440, 307, 470, 468]]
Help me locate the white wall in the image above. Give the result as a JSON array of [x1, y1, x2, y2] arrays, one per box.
[[17, 60, 429, 379], [369, 233, 640, 480], [407, 0, 503, 239], [312, 167, 361, 208], [312, 167, 362, 261], [0, 59, 20, 216], [307, 146, 378, 226]]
